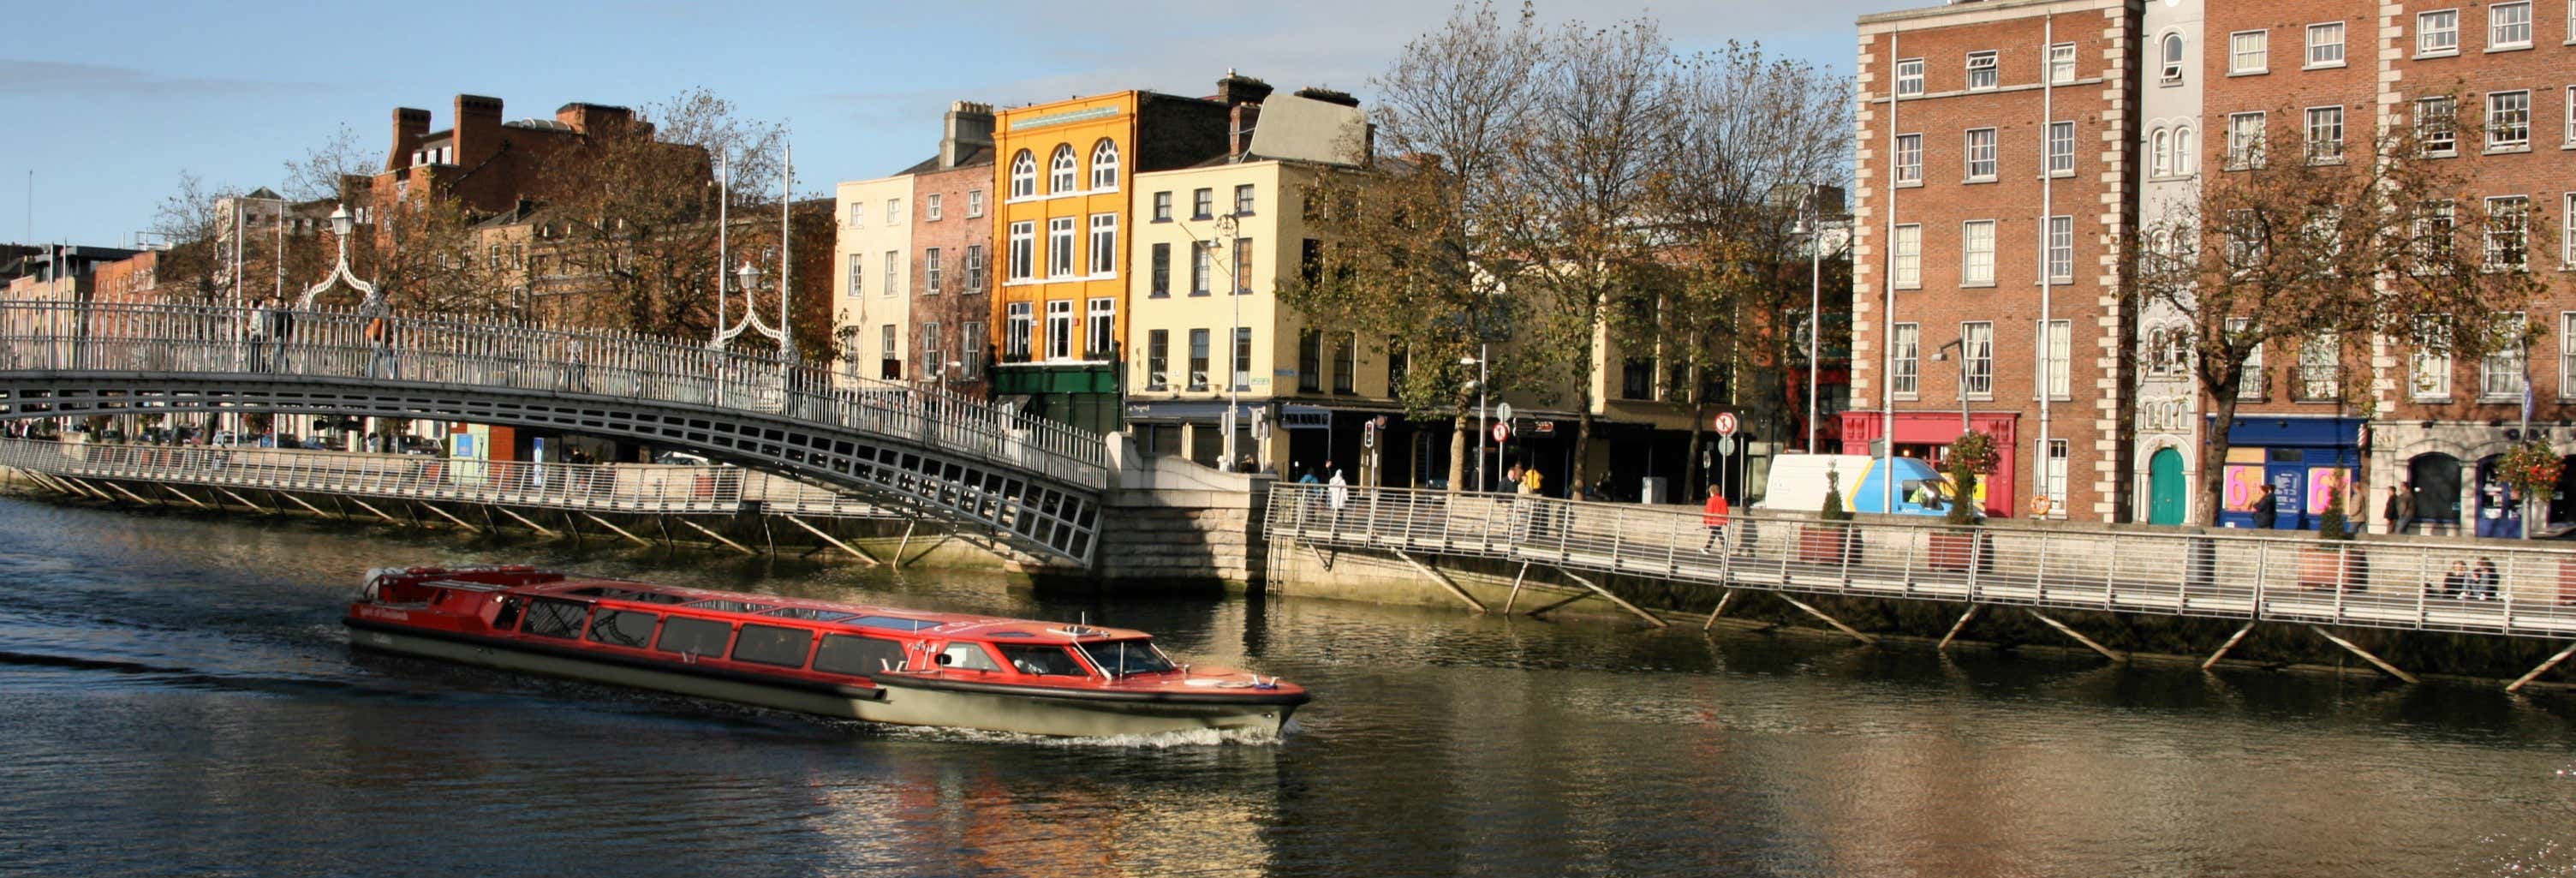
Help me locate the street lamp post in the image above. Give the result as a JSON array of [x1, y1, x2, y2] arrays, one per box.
[[1935, 338, 1970, 433], [1461, 346, 1488, 492], [1209, 212, 1245, 472]]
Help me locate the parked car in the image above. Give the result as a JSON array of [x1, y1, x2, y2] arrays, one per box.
[[654, 451, 712, 466]]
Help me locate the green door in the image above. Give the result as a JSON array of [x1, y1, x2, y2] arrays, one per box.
[[2149, 448, 2185, 525]]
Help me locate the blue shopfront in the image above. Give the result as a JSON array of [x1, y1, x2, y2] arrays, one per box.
[[2210, 415, 2364, 532]]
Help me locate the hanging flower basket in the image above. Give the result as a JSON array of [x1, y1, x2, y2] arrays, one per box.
[[2497, 439, 2563, 499]]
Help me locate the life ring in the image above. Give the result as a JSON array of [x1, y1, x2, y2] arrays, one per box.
[[2029, 496, 2054, 517]]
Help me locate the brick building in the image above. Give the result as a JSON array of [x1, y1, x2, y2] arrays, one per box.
[[832, 102, 995, 392], [372, 95, 655, 218]]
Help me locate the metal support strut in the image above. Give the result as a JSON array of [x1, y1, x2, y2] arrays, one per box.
[[1392, 549, 1486, 613], [2505, 641, 2576, 693], [1554, 567, 1667, 629], [677, 517, 755, 554], [2027, 609, 2123, 663], [784, 514, 881, 565], [2308, 626, 2418, 684], [1774, 593, 1875, 645], [1702, 589, 1735, 630], [2203, 623, 2257, 671], [584, 513, 655, 547], [1937, 604, 1981, 651]]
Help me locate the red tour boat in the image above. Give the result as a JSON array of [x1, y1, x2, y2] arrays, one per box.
[[343, 565, 1307, 738]]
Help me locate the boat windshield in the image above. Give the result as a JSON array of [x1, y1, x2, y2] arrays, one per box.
[[1077, 639, 1175, 677]]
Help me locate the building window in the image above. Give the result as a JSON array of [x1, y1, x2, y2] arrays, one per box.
[[1386, 339, 1409, 392], [965, 245, 986, 290], [1965, 128, 1997, 181], [1010, 151, 1035, 199], [886, 199, 903, 225], [2564, 193, 2576, 268], [967, 189, 984, 218], [2048, 43, 2077, 83], [880, 325, 898, 379], [2305, 21, 2346, 67], [2161, 33, 2185, 82], [2036, 319, 2071, 400], [924, 247, 942, 295], [2419, 9, 2460, 55], [926, 194, 942, 222], [1047, 217, 1076, 278], [1232, 238, 1253, 295], [2229, 30, 2269, 75], [1150, 243, 1172, 297], [2226, 111, 2266, 168], [2152, 128, 2173, 176], [921, 320, 942, 378], [2042, 121, 2074, 175], [1961, 220, 1996, 285], [1188, 329, 1210, 391], [1621, 359, 1655, 400], [1892, 323, 1920, 397], [1965, 51, 1998, 90], [2561, 313, 2576, 400], [961, 321, 984, 378], [1190, 242, 1212, 296], [2294, 332, 2339, 399], [1961, 321, 1994, 399], [1005, 302, 1032, 359], [2483, 314, 2527, 399], [1893, 224, 1922, 288], [2231, 318, 2265, 399], [1048, 144, 1077, 193], [1153, 191, 1172, 222], [2043, 439, 2069, 514], [2565, 86, 2576, 146], [1088, 213, 1117, 275], [1086, 297, 1115, 359], [1045, 300, 1074, 361], [1298, 331, 1321, 392], [883, 250, 898, 296], [1896, 57, 1923, 96], [2173, 126, 2195, 174], [2491, 1, 2533, 48], [1894, 133, 1922, 183], [2412, 316, 2453, 399], [2047, 215, 2075, 281], [2305, 105, 2345, 161], [1147, 329, 1170, 390], [1008, 221, 1034, 280], [2490, 91, 2531, 149], [2146, 325, 2188, 377], [2486, 195, 2531, 271], [1332, 334, 1355, 394], [1192, 188, 1213, 219], [1232, 327, 1253, 391], [1089, 140, 1119, 191], [2419, 96, 2458, 155], [1234, 184, 1255, 215], [849, 203, 863, 227], [847, 254, 862, 297]]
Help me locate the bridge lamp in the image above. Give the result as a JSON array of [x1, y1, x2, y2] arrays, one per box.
[[329, 204, 354, 238]]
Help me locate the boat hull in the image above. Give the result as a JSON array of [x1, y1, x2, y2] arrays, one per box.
[[348, 624, 1296, 738]]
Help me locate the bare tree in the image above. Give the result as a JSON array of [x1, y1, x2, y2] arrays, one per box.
[[146, 171, 241, 305], [281, 123, 372, 203]]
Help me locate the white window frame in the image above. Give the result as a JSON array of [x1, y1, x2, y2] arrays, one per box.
[[1046, 217, 1076, 278], [1965, 127, 1998, 181], [1087, 213, 1117, 276], [2227, 111, 2267, 168], [1892, 323, 1920, 398], [2491, 1, 2533, 49], [2418, 9, 2460, 56], [923, 247, 942, 296], [2305, 21, 2346, 68], [848, 202, 864, 228], [1009, 151, 1035, 200], [2564, 85, 2576, 146], [882, 250, 898, 296], [1232, 327, 1254, 391], [1044, 299, 1075, 361], [967, 189, 984, 218], [2483, 312, 2528, 399], [2160, 33, 2185, 82], [880, 324, 897, 373], [1896, 57, 1924, 96], [2233, 318, 2265, 399], [2564, 192, 2576, 269], [2036, 319, 2071, 400], [1894, 134, 1923, 184], [886, 199, 903, 225], [926, 194, 942, 222], [2306, 105, 2346, 162], [1007, 221, 1034, 281], [1085, 297, 1115, 359], [2299, 331, 2340, 400], [2174, 126, 2196, 175], [2490, 90, 2531, 150], [1187, 329, 1210, 391], [2047, 121, 2075, 175], [2561, 312, 2576, 401], [1893, 224, 1922, 289], [2486, 195, 2531, 271], [2042, 439, 2069, 516], [1048, 144, 1077, 194], [847, 253, 862, 297], [1005, 302, 1033, 359], [1961, 220, 1996, 286], [2229, 30, 2269, 75], [1088, 140, 1120, 191], [2048, 43, 2077, 84], [2419, 96, 2459, 155], [1966, 51, 1999, 90], [960, 321, 984, 378], [2152, 128, 2172, 176], [2412, 316, 2454, 400], [921, 320, 941, 376], [1961, 321, 1995, 400], [2047, 215, 2075, 281]]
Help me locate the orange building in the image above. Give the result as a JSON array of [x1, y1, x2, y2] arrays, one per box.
[[986, 78, 1249, 432]]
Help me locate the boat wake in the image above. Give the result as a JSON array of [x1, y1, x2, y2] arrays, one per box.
[[873, 715, 1303, 749]]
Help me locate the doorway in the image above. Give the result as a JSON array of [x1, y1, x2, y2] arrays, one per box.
[[2148, 448, 2185, 525]]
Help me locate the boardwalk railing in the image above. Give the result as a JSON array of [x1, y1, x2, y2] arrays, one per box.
[[0, 302, 1106, 489], [0, 438, 903, 520], [1265, 485, 2576, 640]]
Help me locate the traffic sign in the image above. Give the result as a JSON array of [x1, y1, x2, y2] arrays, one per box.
[[1713, 411, 1738, 436], [1495, 403, 1513, 423], [1492, 421, 1511, 443], [1717, 436, 1738, 457]]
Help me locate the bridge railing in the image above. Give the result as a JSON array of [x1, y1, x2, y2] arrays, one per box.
[[0, 302, 1106, 489], [1265, 484, 2576, 638], [0, 437, 904, 519]]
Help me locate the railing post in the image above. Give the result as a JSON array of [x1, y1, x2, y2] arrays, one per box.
[[2417, 550, 2430, 627], [2253, 540, 2271, 620]]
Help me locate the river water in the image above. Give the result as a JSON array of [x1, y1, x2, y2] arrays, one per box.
[[0, 495, 2570, 877]]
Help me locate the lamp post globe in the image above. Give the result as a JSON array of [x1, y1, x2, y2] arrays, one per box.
[[328, 204, 354, 237]]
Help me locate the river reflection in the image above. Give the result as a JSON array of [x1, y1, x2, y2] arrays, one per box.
[[0, 495, 2569, 877]]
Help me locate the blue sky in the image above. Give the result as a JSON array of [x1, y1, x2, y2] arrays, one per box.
[[2, 0, 1911, 248]]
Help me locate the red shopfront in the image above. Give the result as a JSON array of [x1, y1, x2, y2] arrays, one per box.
[[1837, 412, 2018, 518]]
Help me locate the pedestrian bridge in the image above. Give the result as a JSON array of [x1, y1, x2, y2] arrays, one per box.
[[0, 302, 1105, 565], [1266, 485, 2576, 690]]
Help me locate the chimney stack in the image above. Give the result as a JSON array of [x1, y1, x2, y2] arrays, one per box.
[[454, 94, 504, 168], [1216, 69, 1273, 107], [940, 101, 996, 169], [388, 107, 431, 171]]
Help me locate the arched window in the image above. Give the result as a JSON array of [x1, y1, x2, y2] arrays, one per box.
[[2161, 33, 2185, 82], [1010, 150, 1036, 199], [2152, 128, 2173, 176], [2172, 126, 2196, 175], [1049, 144, 1077, 193], [1089, 140, 1120, 191]]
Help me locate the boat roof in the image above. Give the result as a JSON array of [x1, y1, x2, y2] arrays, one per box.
[[501, 576, 1153, 642]]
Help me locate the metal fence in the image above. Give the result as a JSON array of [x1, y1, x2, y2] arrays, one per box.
[[0, 302, 1106, 488], [1265, 484, 2576, 640], [0, 437, 903, 519]]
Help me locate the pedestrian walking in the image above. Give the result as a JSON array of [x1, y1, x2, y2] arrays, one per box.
[[265, 299, 295, 373], [2251, 489, 2277, 529], [367, 315, 399, 379], [1699, 489, 1731, 554], [1326, 467, 1349, 527], [2385, 484, 2414, 535]]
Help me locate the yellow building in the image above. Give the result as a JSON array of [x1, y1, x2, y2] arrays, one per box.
[[987, 80, 1247, 433]]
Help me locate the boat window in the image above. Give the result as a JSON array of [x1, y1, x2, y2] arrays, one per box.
[[998, 644, 1089, 677], [762, 607, 857, 623], [731, 624, 815, 667], [586, 609, 659, 648], [492, 597, 524, 630], [655, 616, 734, 657], [565, 586, 686, 604], [1079, 639, 1176, 676], [850, 615, 941, 631], [812, 634, 908, 677], [684, 599, 774, 614], [938, 642, 1004, 672], [521, 599, 592, 640]]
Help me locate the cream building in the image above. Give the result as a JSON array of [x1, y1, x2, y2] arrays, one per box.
[[833, 175, 914, 380]]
